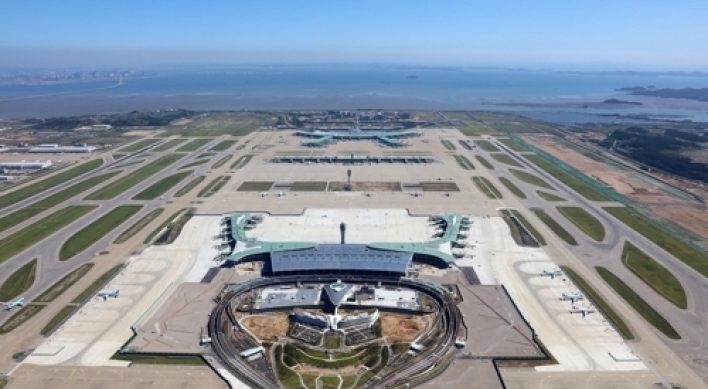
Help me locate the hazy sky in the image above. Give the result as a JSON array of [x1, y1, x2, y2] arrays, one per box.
[[2, 0, 707, 70]]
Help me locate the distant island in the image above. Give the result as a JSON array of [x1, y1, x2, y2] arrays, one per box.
[[617, 86, 708, 102], [603, 98, 643, 105]]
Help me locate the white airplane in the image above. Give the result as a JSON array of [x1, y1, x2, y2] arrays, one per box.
[[541, 269, 563, 279], [260, 192, 268, 197], [97, 290, 119, 300], [4, 297, 25, 310], [560, 292, 584, 303], [569, 306, 595, 318]]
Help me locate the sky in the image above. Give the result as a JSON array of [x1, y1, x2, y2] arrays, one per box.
[[1, 0, 707, 70]]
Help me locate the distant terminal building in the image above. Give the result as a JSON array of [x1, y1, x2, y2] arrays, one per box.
[[337, 310, 379, 329], [0, 145, 9, 153], [29, 144, 96, 153], [0, 160, 53, 170], [271, 155, 437, 164], [292, 309, 329, 329]]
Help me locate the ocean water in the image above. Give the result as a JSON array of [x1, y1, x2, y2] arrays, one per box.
[[1, 67, 707, 121]]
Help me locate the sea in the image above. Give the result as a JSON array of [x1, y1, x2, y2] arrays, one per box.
[[1, 66, 707, 123]]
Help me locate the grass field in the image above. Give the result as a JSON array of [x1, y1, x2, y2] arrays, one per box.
[[144, 209, 187, 244], [211, 139, 237, 151], [40, 305, 75, 336], [237, 181, 274, 191], [71, 264, 123, 304], [596, 266, 681, 339], [132, 171, 192, 200], [60, 205, 142, 261], [111, 354, 206, 365], [525, 154, 612, 201], [474, 140, 501, 152], [557, 206, 605, 242], [179, 158, 210, 169], [0, 159, 103, 210], [604, 207, 708, 278], [561, 266, 634, 340], [498, 138, 530, 152], [622, 241, 687, 309], [498, 177, 526, 199], [152, 138, 187, 151], [154, 209, 194, 245], [0, 171, 119, 234], [440, 139, 456, 151], [165, 112, 270, 137], [0, 258, 36, 301], [509, 210, 546, 245], [509, 169, 555, 190], [0, 305, 45, 334], [230, 154, 254, 169], [0, 205, 97, 264], [532, 209, 578, 245], [473, 177, 502, 199], [490, 153, 524, 168], [475, 155, 494, 170], [110, 159, 144, 170], [36, 263, 94, 302], [176, 138, 212, 152], [537, 191, 566, 201], [174, 176, 205, 197], [198, 176, 231, 197], [453, 154, 475, 170], [211, 155, 233, 169], [117, 139, 160, 153], [114, 208, 164, 244], [291, 181, 328, 191], [85, 154, 184, 200]]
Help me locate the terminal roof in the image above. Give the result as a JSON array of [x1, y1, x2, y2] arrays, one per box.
[[270, 244, 411, 274]]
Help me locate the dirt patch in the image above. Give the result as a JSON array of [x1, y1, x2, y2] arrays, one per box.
[[420, 182, 460, 192], [381, 313, 429, 343], [36, 263, 94, 303], [523, 135, 680, 203], [651, 204, 708, 240], [237, 181, 274, 191], [242, 313, 289, 340], [328, 181, 401, 191], [0, 305, 44, 333]]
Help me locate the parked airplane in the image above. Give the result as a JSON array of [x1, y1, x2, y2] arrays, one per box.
[[560, 292, 584, 303], [97, 290, 119, 300], [569, 306, 596, 317], [3, 297, 24, 310], [541, 269, 563, 279]]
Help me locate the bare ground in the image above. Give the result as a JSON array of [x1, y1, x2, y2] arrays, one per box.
[[381, 313, 429, 343], [650, 204, 708, 240], [242, 313, 289, 340], [328, 181, 401, 192]]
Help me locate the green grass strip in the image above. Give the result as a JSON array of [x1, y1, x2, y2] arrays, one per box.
[[114, 208, 164, 244], [132, 171, 192, 200], [36, 263, 94, 303], [525, 154, 612, 201], [211, 155, 233, 169], [85, 154, 184, 200], [0, 205, 97, 264], [198, 176, 231, 197], [211, 139, 237, 151], [0, 159, 103, 210], [498, 177, 526, 199], [622, 241, 687, 309], [176, 138, 211, 152], [152, 138, 187, 151], [0, 258, 37, 301], [179, 159, 210, 169], [0, 305, 45, 334], [117, 139, 160, 153], [596, 266, 681, 339], [509, 168, 554, 190], [174, 176, 205, 197], [473, 177, 502, 199], [59, 205, 142, 261], [441, 139, 456, 151], [475, 155, 494, 170], [71, 264, 124, 304], [111, 354, 206, 365], [532, 209, 578, 245], [230, 154, 254, 169], [604, 207, 708, 278], [509, 210, 546, 245], [144, 209, 187, 244], [0, 171, 119, 234], [537, 191, 566, 201], [474, 140, 500, 152], [498, 138, 529, 152], [491, 153, 523, 168], [561, 266, 634, 340], [557, 206, 606, 242], [40, 305, 75, 336]]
